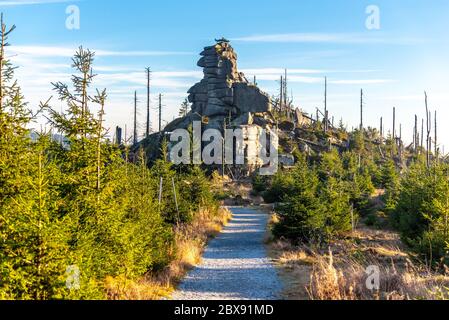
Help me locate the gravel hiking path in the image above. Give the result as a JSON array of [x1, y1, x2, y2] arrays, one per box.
[[172, 207, 282, 300]]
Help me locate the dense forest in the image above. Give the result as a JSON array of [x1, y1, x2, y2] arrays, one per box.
[[256, 125, 449, 269], [0, 17, 222, 299]]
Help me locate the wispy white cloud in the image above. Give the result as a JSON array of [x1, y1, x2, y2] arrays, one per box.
[[96, 49, 194, 57], [0, 0, 73, 6], [240, 68, 386, 85], [242, 68, 324, 75], [95, 72, 192, 89], [152, 71, 202, 79], [330, 79, 394, 85], [242, 68, 378, 76], [377, 94, 423, 102], [233, 33, 424, 45], [7, 45, 194, 58], [256, 76, 393, 85], [251, 74, 323, 84], [9, 47, 200, 102]]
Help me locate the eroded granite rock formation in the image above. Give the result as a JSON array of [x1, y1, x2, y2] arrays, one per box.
[[165, 40, 273, 132]]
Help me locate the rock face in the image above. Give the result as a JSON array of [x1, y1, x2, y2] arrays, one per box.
[[142, 40, 277, 168], [183, 40, 272, 125]]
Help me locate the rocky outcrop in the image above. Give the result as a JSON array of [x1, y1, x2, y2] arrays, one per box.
[[233, 83, 272, 114], [165, 40, 273, 132]]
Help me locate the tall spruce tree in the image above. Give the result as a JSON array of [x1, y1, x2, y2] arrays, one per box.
[[44, 48, 135, 298], [0, 16, 71, 300]]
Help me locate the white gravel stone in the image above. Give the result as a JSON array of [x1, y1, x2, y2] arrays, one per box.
[[172, 207, 283, 300]]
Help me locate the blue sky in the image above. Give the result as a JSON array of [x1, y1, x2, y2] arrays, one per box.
[[2, 0, 449, 149]]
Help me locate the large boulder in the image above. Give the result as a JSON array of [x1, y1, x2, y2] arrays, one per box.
[[203, 104, 230, 117], [233, 83, 272, 114], [231, 112, 253, 126], [164, 40, 273, 134], [188, 80, 207, 94], [187, 41, 272, 120], [208, 88, 233, 99], [137, 40, 278, 165], [197, 55, 220, 68], [200, 46, 217, 56]]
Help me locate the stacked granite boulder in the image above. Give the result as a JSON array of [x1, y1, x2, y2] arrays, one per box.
[[165, 40, 273, 132]]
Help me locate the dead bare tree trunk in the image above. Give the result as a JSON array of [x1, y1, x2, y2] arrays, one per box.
[[425, 92, 431, 167], [413, 124, 416, 151], [421, 118, 424, 153], [96, 95, 105, 193], [398, 123, 403, 162], [413, 114, 419, 154], [360, 89, 363, 131], [279, 75, 283, 114], [115, 126, 122, 145], [435, 110, 438, 163], [324, 77, 327, 133], [429, 111, 432, 164], [380, 117, 383, 139], [0, 15, 7, 110], [145, 67, 151, 138], [133, 91, 138, 145], [393, 107, 396, 140], [284, 69, 288, 107], [159, 93, 162, 133]]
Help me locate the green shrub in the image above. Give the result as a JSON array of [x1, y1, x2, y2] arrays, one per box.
[[0, 42, 175, 299], [272, 154, 353, 244], [262, 170, 296, 203], [252, 174, 269, 194], [179, 165, 218, 219], [392, 162, 449, 266], [272, 162, 324, 242]]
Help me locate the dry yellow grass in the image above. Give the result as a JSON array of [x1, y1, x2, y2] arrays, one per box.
[[268, 240, 314, 300], [270, 224, 449, 301], [106, 207, 232, 300], [268, 212, 280, 226], [105, 275, 173, 300], [308, 250, 449, 300]]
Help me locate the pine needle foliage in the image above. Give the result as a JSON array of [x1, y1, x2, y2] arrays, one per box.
[[0, 22, 182, 298]]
